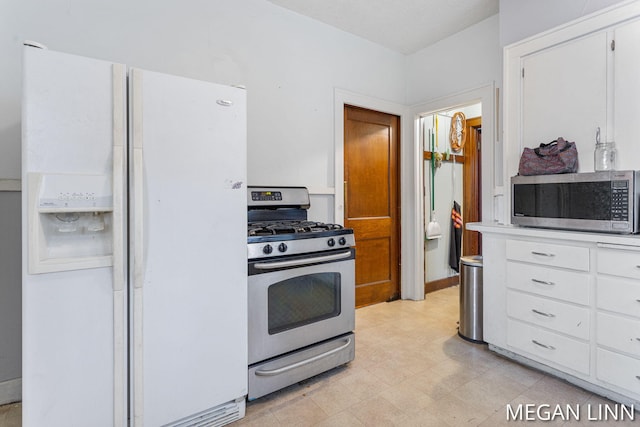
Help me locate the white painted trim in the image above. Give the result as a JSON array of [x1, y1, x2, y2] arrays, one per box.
[[0, 179, 21, 192], [0, 378, 21, 405], [408, 83, 497, 299], [333, 89, 419, 300], [307, 187, 335, 196]]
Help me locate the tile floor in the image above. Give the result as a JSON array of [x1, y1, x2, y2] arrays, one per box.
[[1, 286, 635, 426], [237, 286, 636, 426]]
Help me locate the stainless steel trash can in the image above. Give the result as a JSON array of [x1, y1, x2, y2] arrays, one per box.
[[458, 255, 484, 343]]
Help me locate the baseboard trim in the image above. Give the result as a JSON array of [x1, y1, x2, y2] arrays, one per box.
[[425, 275, 459, 294], [0, 378, 21, 405]]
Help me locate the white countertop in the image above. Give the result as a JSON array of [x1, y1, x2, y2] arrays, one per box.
[[466, 222, 640, 247]]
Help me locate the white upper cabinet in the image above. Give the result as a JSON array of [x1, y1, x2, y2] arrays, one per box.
[[613, 18, 640, 170], [521, 31, 608, 173], [503, 1, 640, 224]]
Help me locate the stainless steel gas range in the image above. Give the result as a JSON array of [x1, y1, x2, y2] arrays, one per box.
[[247, 186, 356, 400]]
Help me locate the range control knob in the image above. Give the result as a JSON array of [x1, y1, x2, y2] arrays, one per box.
[[338, 237, 347, 246], [263, 244, 273, 255], [327, 238, 336, 247], [278, 243, 288, 253]]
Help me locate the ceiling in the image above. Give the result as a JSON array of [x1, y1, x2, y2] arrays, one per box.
[[267, 0, 499, 55]]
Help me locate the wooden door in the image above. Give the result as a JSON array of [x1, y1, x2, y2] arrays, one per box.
[[344, 105, 400, 307], [462, 117, 482, 257]]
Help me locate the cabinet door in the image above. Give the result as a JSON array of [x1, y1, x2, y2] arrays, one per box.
[[522, 32, 607, 172], [614, 18, 640, 170]]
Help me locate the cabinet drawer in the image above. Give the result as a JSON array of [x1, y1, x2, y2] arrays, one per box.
[[597, 276, 640, 318], [598, 246, 640, 280], [507, 319, 590, 375], [507, 290, 590, 340], [506, 239, 589, 271], [597, 312, 640, 357], [597, 348, 640, 397], [506, 261, 590, 305]]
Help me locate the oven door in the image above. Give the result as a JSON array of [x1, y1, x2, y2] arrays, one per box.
[[248, 248, 355, 365]]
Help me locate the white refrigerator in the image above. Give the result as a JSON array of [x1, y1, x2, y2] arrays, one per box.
[[21, 45, 247, 426]]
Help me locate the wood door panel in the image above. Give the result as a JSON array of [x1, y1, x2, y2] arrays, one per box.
[[355, 282, 396, 308], [348, 218, 392, 237], [345, 122, 391, 218], [344, 105, 400, 307], [354, 237, 391, 285]]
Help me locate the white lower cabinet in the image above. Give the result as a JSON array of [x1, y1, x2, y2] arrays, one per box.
[[504, 238, 591, 376], [508, 319, 590, 375], [506, 261, 591, 305], [470, 225, 640, 406], [597, 348, 640, 397], [507, 290, 590, 340], [597, 312, 640, 358], [595, 243, 640, 401]]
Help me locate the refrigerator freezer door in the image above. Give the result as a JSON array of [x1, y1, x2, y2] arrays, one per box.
[[22, 47, 127, 426], [129, 68, 247, 426]]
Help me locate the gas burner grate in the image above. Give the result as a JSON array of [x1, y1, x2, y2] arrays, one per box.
[[248, 221, 344, 236]]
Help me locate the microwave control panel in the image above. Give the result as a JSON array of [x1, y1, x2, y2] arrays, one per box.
[[611, 181, 629, 221]]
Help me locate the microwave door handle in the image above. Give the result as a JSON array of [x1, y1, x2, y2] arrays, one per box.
[[254, 250, 352, 270]]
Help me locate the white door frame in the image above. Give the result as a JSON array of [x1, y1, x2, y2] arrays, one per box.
[[334, 84, 495, 301]]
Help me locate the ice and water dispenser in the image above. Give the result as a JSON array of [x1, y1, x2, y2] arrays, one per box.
[[27, 173, 114, 274]]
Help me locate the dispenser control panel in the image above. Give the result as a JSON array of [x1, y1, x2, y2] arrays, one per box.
[[38, 174, 112, 211]]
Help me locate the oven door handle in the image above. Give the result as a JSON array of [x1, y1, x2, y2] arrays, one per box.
[[254, 250, 352, 270], [254, 337, 352, 377]]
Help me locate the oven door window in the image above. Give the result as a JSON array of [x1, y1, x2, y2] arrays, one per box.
[[268, 272, 341, 335]]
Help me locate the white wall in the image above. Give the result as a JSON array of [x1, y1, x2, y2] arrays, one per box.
[[405, 15, 501, 106]]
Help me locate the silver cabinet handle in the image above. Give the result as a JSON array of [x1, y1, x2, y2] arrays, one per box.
[[532, 340, 556, 350], [531, 278, 555, 286], [636, 338, 640, 342], [636, 376, 640, 381], [531, 251, 555, 257], [532, 309, 555, 318], [255, 338, 352, 377]]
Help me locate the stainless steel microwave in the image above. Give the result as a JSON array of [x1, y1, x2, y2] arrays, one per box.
[[511, 170, 640, 234]]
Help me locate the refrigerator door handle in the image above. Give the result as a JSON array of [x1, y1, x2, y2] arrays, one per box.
[[131, 68, 145, 291], [132, 148, 144, 289], [112, 63, 126, 293]]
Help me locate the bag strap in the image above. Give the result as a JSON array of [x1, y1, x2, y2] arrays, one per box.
[[534, 138, 572, 157]]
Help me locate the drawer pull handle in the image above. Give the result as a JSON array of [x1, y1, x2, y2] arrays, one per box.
[[637, 376, 640, 381], [532, 340, 556, 350], [531, 251, 555, 257], [531, 278, 555, 286], [532, 309, 555, 318]]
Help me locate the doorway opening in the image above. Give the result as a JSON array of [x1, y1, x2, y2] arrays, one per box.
[[420, 102, 482, 294]]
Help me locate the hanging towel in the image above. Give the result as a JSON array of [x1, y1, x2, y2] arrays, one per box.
[[449, 201, 462, 272]]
